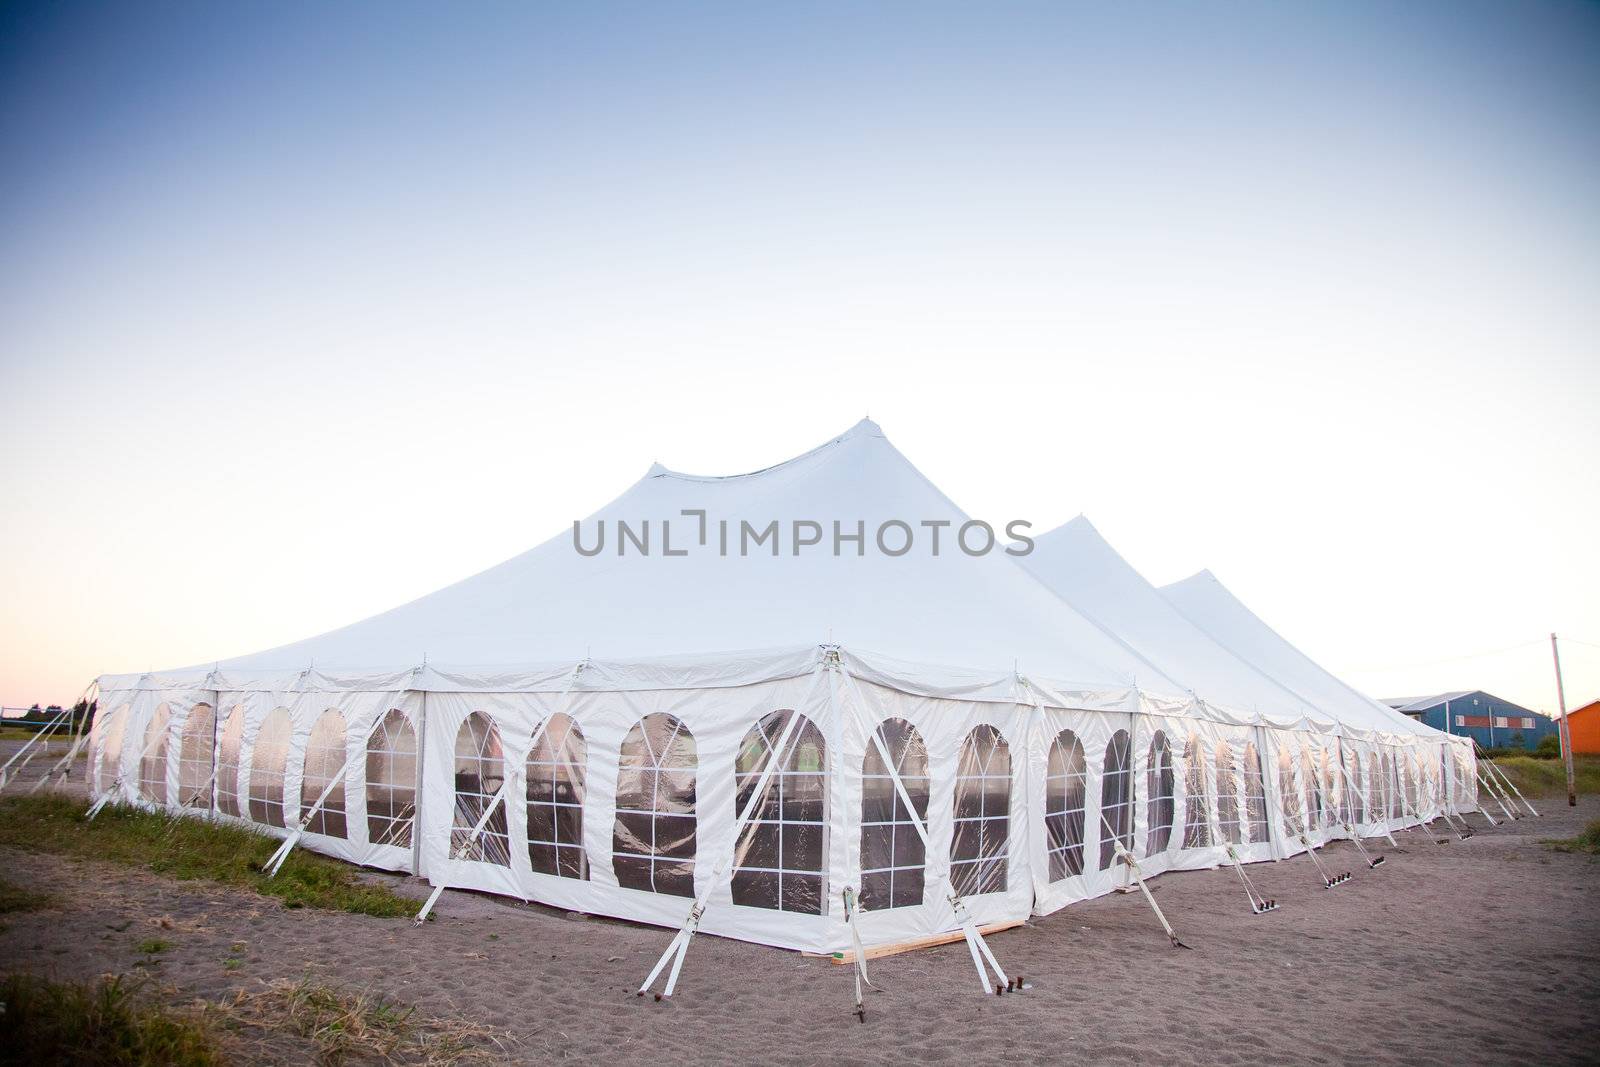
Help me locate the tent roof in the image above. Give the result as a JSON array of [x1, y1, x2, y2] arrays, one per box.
[[205, 420, 1176, 697], [1382, 692, 1476, 712], [1159, 570, 1437, 738], [1023, 517, 1334, 729]]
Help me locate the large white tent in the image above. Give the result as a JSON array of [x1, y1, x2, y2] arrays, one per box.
[[85, 420, 1474, 959]]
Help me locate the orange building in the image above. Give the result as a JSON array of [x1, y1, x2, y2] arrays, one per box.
[[1567, 699, 1600, 755]]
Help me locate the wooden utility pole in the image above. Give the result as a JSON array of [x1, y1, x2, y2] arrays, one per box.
[[1551, 633, 1577, 807]]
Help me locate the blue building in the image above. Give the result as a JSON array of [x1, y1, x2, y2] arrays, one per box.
[[1383, 690, 1556, 752]]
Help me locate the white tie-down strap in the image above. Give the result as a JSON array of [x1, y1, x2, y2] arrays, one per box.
[[1099, 810, 1188, 949], [414, 659, 588, 925], [637, 664, 829, 1000], [265, 743, 369, 877], [1335, 759, 1401, 852], [27, 719, 94, 797], [86, 709, 171, 821], [0, 706, 74, 795], [842, 885, 873, 1021], [1475, 742, 1539, 817]]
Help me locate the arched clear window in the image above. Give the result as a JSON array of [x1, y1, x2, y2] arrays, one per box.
[[1345, 749, 1366, 824], [248, 708, 293, 827], [527, 713, 588, 880], [139, 704, 171, 806], [1404, 752, 1420, 813], [1181, 735, 1211, 849], [1045, 730, 1087, 880], [96, 705, 128, 794], [613, 713, 697, 896], [365, 709, 417, 849], [860, 717, 929, 910], [215, 706, 246, 818], [1388, 753, 1404, 818], [1301, 746, 1324, 830], [1099, 729, 1133, 870], [1323, 755, 1338, 828], [1144, 730, 1175, 856], [951, 724, 1010, 896], [301, 709, 348, 839], [1278, 746, 1304, 836], [1243, 742, 1269, 843], [1216, 742, 1242, 845], [731, 710, 826, 912], [452, 712, 510, 866], [177, 704, 215, 810]]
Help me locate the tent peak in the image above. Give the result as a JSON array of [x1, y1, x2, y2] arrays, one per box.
[[649, 418, 885, 483]]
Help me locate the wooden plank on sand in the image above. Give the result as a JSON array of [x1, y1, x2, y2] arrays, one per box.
[[802, 919, 1025, 965]]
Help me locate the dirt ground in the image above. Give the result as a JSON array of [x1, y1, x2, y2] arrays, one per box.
[[2, 768, 1596, 1065]]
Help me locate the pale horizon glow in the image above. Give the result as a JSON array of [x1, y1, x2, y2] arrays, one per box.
[[2, 2, 1598, 716]]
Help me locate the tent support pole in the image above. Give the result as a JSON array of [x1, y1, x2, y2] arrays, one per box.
[[638, 662, 828, 999], [414, 660, 587, 925]]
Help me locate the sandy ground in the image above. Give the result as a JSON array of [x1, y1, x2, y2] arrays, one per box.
[[2, 765, 1596, 1065]]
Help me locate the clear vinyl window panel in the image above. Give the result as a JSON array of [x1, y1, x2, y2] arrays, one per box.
[[860, 717, 929, 911], [1099, 729, 1133, 870], [1045, 729, 1087, 881], [452, 712, 510, 866], [1243, 742, 1269, 844], [1215, 742, 1242, 845], [950, 724, 1010, 897], [300, 709, 348, 839], [248, 708, 293, 828], [215, 706, 246, 818], [138, 704, 171, 806], [731, 709, 826, 913], [1278, 746, 1304, 837], [96, 706, 128, 795], [1345, 749, 1366, 825], [176, 704, 215, 810], [1301, 746, 1325, 831], [365, 709, 417, 850], [612, 713, 697, 897], [527, 712, 588, 881], [1181, 735, 1211, 849], [1144, 730, 1175, 857]]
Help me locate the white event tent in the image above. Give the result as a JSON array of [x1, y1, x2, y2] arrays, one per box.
[[84, 420, 1474, 958]]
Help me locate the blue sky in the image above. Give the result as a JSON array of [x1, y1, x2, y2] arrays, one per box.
[[3, 1, 1598, 711]]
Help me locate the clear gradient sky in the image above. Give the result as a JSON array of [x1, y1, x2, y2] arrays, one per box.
[[2, 2, 1597, 715]]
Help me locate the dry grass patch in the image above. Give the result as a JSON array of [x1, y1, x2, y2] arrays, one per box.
[[215, 978, 513, 1066]]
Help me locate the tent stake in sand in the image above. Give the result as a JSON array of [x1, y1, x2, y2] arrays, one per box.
[[1295, 831, 1352, 888], [1225, 845, 1277, 913]]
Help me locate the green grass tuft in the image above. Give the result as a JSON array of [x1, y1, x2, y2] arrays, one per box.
[[1545, 818, 1600, 855], [0, 974, 227, 1067], [136, 937, 172, 955], [0, 875, 57, 915], [1482, 754, 1600, 797], [0, 795, 414, 918]]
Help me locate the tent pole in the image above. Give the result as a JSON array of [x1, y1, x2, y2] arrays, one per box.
[[412, 686, 429, 875], [1551, 634, 1576, 808], [0, 705, 74, 794]]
